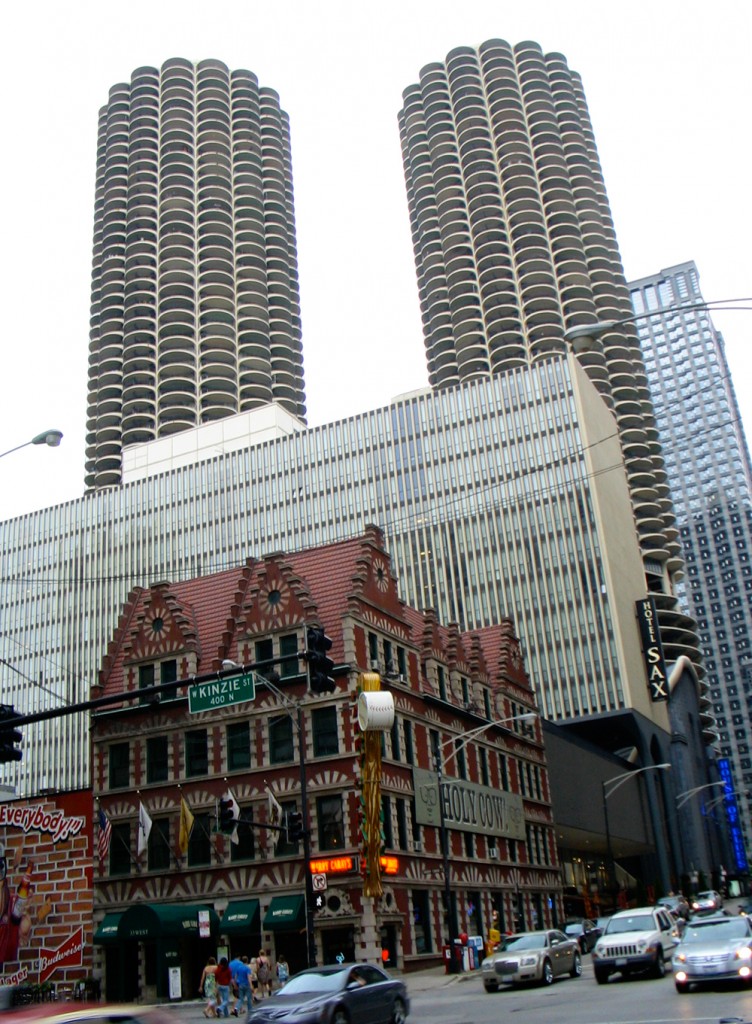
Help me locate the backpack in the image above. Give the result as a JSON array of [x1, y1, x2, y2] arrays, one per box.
[[257, 960, 270, 984]]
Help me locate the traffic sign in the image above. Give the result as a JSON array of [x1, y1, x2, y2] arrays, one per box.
[[312, 873, 327, 892], [189, 672, 256, 713], [314, 893, 326, 911]]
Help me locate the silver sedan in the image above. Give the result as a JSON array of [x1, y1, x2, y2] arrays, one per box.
[[673, 914, 752, 992], [481, 929, 582, 990]]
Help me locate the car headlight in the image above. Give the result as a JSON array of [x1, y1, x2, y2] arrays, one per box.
[[675, 952, 687, 963], [519, 956, 537, 967], [736, 947, 752, 961]]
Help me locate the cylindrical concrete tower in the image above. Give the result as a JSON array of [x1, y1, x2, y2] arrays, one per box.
[[399, 39, 694, 675], [86, 58, 306, 489]]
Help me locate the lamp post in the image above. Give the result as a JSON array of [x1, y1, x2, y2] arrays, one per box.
[[434, 710, 538, 967], [676, 781, 726, 810], [563, 299, 751, 353], [0, 429, 63, 460], [602, 763, 671, 908], [222, 659, 317, 968]]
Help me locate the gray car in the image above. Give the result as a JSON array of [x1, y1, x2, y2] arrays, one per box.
[[480, 929, 582, 990], [246, 964, 408, 1024], [673, 914, 752, 993]]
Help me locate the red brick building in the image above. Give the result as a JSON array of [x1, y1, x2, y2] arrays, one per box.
[[91, 526, 561, 1000]]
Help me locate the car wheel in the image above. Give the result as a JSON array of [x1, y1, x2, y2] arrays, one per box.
[[570, 951, 582, 978], [331, 1008, 349, 1024], [541, 959, 554, 986], [594, 966, 609, 985], [483, 982, 498, 993], [675, 981, 690, 994], [652, 948, 665, 979], [391, 998, 407, 1024]]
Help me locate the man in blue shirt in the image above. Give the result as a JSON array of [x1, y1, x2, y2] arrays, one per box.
[[231, 956, 253, 1016]]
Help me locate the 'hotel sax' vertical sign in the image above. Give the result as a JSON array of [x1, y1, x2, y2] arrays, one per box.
[[635, 596, 669, 701]]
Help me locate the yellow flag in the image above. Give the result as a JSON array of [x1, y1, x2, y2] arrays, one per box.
[[179, 796, 195, 856]]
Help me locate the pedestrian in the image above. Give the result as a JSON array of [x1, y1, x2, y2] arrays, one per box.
[[228, 953, 243, 1016], [216, 956, 233, 1018], [256, 949, 272, 997], [249, 957, 260, 1003], [232, 955, 253, 1016], [276, 954, 289, 988], [199, 956, 218, 1018]]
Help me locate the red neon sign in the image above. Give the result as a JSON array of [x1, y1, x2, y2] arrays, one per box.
[[309, 856, 355, 874]]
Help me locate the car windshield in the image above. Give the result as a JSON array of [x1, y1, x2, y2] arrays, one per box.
[[605, 914, 655, 934], [682, 920, 750, 944], [564, 924, 581, 934], [501, 933, 546, 950], [281, 970, 346, 995]]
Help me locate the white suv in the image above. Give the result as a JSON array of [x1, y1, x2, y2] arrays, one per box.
[[592, 906, 678, 983]]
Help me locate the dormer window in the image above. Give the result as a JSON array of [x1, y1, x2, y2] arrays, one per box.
[[437, 666, 447, 702]]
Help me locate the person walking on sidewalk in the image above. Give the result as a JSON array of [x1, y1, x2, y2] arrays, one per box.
[[199, 957, 218, 1018], [232, 956, 253, 1016], [256, 950, 272, 997], [216, 956, 233, 1018], [276, 954, 289, 989]]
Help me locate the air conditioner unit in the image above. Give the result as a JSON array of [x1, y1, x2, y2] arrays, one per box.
[[413, 841, 423, 853], [489, 848, 499, 860]]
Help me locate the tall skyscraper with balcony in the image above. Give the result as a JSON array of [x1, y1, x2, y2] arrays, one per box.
[[398, 38, 697, 686], [86, 58, 305, 489], [629, 261, 752, 859]]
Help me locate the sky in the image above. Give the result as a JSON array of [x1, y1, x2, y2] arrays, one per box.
[[0, 0, 749, 520]]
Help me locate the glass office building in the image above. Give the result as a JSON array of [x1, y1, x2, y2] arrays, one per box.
[[0, 357, 694, 796], [629, 260, 752, 850]]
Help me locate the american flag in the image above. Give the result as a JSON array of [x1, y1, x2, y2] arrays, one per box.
[[97, 809, 112, 869]]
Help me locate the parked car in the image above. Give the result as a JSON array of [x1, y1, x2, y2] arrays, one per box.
[[246, 964, 408, 1024], [480, 929, 582, 990], [673, 913, 752, 992], [690, 890, 724, 915], [591, 905, 678, 983], [657, 894, 691, 920], [563, 918, 603, 953]]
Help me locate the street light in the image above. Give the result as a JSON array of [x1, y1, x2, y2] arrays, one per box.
[[602, 763, 671, 907], [0, 429, 63, 460], [221, 658, 317, 968], [563, 298, 752, 353], [676, 781, 726, 810], [434, 710, 538, 965]]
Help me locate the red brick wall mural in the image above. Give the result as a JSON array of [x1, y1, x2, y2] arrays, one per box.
[[0, 790, 93, 988]]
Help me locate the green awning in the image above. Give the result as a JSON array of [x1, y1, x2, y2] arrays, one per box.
[[118, 903, 219, 940], [93, 912, 123, 944], [221, 899, 260, 936], [263, 895, 305, 931]]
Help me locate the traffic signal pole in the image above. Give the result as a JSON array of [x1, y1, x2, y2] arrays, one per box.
[[298, 704, 317, 968]]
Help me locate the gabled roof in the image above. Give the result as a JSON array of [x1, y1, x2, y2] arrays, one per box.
[[95, 526, 539, 711]]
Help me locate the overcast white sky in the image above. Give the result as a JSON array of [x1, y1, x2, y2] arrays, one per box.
[[0, 0, 749, 520]]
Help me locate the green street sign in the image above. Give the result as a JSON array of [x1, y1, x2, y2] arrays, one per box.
[[188, 672, 256, 713]]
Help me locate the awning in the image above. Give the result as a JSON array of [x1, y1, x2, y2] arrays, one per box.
[[93, 912, 123, 944], [263, 895, 305, 931], [118, 903, 219, 940], [221, 899, 260, 936]]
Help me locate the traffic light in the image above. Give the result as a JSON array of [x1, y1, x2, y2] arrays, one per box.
[[305, 627, 335, 694], [218, 795, 238, 834], [287, 810, 305, 842], [0, 706, 22, 764]]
